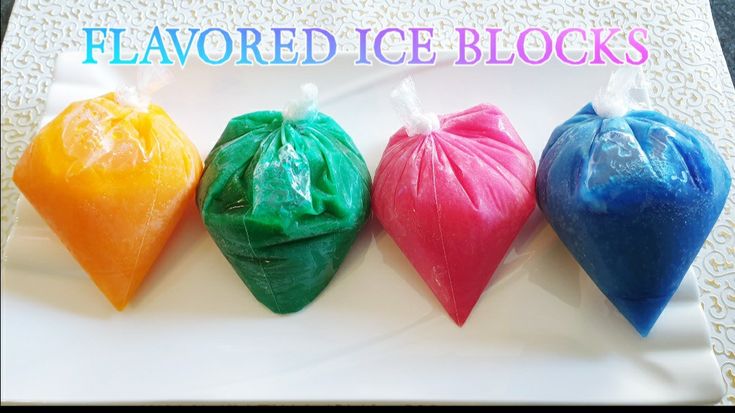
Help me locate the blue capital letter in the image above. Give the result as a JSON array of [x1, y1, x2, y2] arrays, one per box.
[[83, 27, 107, 64]]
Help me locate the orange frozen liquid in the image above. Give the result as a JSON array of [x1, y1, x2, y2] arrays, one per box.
[[13, 93, 202, 310]]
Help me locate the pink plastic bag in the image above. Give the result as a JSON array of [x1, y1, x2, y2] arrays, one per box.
[[373, 78, 536, 325]]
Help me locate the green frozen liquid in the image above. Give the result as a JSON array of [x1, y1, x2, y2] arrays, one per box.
[[197, 110, 371, 313]]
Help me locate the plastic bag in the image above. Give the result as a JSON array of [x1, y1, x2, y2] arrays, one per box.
[[536, 67, 731, 336], [372, 78, 536, 326], [12, 68, 203, 310], [197, 84, 371, 314]]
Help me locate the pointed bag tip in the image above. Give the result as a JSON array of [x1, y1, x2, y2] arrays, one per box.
[[450, 314, 468, 327], [608, 294, 673, 337], [435, 288, 482, 327], [103, 289, 130, 311], [90, 272, 140, 312], [447, 305, 473, 327], [257, 293, 311, 315]]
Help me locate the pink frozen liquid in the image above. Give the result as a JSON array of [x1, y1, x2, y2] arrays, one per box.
[[373, 104, 536, 325]]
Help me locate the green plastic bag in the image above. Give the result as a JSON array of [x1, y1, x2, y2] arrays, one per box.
[[197, 84, 371, 313]]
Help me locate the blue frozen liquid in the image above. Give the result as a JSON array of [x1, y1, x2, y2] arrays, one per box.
[[536, 103, 731, 336]]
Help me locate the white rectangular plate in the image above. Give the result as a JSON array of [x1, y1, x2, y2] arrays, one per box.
[[1, 52, 725, 404]]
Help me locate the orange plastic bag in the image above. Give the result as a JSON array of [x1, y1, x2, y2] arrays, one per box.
[[13, 88, 202, 310]]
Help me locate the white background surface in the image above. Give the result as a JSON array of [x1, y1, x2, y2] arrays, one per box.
[[1, 0, 733, 405], [0, 52, 725, 404]]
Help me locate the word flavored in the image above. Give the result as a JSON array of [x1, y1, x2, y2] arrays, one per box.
[[83, 26, 649, 66]]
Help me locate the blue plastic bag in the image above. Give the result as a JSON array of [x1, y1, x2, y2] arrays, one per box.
[[536, 68, 731, 336]]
